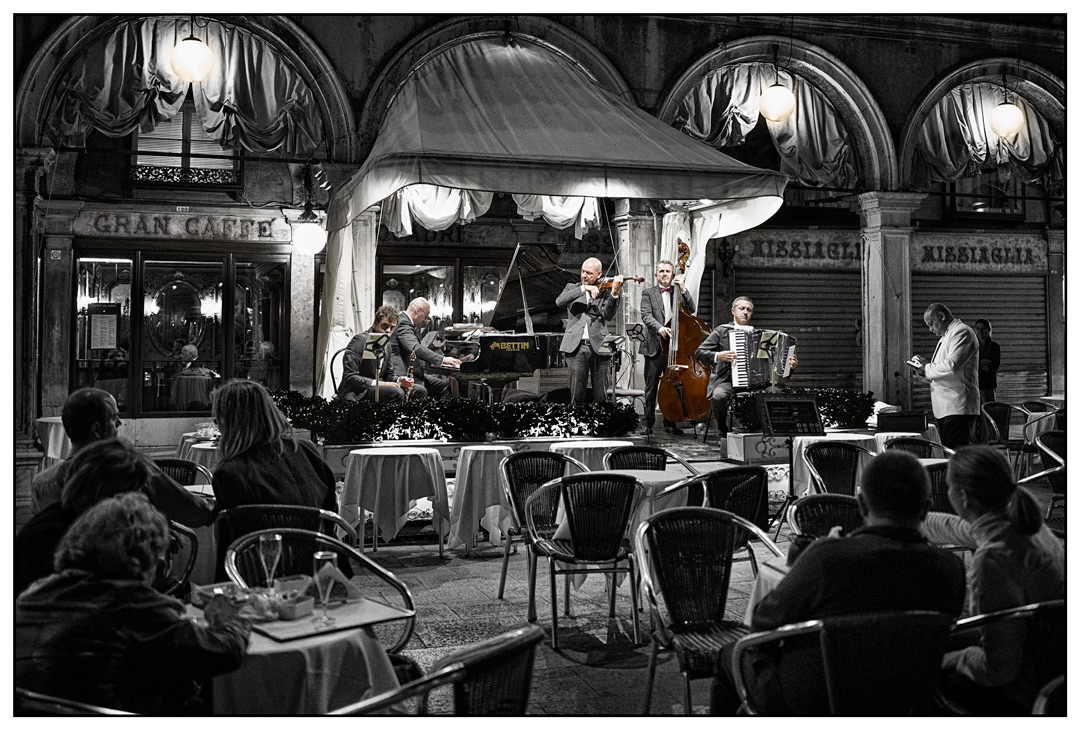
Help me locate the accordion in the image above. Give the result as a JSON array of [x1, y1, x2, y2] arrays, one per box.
[[729, 328, 797, 388]]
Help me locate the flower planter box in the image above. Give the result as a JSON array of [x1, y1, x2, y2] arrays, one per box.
[[726, 432, 790, 463]]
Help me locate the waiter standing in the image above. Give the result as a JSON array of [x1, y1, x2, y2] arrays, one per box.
[[640, 259, 695, 435], [557, 257, 623, 405]]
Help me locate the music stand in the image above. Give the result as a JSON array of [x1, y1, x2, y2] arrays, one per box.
[[758, 393, 824, 539], [362, 333, 390, 404]]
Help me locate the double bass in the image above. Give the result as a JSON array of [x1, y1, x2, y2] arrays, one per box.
[[657, 242, 712, 423]]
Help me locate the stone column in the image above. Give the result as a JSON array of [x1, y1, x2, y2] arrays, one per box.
[[611, 199, 660, 411], [1045, 228, 1065, 395], [852, 192, 926, 409]]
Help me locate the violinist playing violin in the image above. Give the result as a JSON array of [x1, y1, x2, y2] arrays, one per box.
[[557, 257, 623, 405], [641, 259, 695, 435]]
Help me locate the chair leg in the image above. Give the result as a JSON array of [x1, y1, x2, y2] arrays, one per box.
[[497, 534, 512, 599], [527, 546, 538, 623], [549, 559, 559, 650], [564, 573, 571, 616], [747, 546, 759, 577], [642, 637, 660, 715], [683, 673, 693, 715], [628, 558, 641, 645], [608, 572, 617, 618]]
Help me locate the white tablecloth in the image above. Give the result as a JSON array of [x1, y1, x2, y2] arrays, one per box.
[[548, 439, 634, 471], [187, 442, 220, 472], [184, 484, 218, 587], [447, 444, 514, 554], [171, 374, 215, 409], [341, 447, 450, 555], [743, 554, 790, 626], [790, 432, 877, 496]]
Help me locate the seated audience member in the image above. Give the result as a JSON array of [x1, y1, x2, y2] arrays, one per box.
[[335, 305, 423, 402], [16, 492, 250, 714], [923, 446, 1065, 715], [31, 388, 212, 527], [710, 450, 967, 715]]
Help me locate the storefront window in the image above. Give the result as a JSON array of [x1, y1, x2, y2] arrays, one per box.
[[234, 260, 286, 390], [381, 265, 456, 333], [74, 258, 134, 410], [462, 265, 507, 324]]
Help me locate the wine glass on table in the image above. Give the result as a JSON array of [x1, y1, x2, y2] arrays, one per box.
[[312, 551, 337, 627], [258, 533, 282, 594]]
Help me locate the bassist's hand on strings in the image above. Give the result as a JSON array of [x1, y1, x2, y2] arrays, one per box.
[[672, 274, 685, 291], [658, 326, 672, 339]]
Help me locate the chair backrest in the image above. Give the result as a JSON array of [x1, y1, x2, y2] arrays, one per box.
[[803, 442, 873, 496], [526, 474, 641, 562], [329, 663, 466, 715], [1052, 407, 1065, 431], [788, 494, 863, 538], [635, 507, 782, 634], [922, 461, 954, 514], [330, 347, 350, 394], [602, 445, 700, 475], [1035, 431, 1065, 496], [216, 504, 358, 561], [981, 401, 1027, 444], [153, 457, 213, 485], [700, 466, 771, 531], [951, 599, 1066, 692], [732, 611, 954, 715], [883, 437, 954, 459], [225, 527, 416, 652], [153, 520, 199, 596], [15, 688, 134, 716], [1032, 675, 1065, 716], [500, 452, 588, 534], [427, 625, 545, 715], [1021, 400, 1056, 414]]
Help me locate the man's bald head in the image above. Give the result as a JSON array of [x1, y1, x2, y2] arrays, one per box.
[[407, 297, 432, 325], [580, 258, 602, 285]]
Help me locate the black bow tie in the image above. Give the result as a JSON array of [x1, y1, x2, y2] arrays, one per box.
[[660, 287, 673, 293]]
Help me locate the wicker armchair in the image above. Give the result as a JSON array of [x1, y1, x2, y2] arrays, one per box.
[[1032, 675, 1066, 716], [153, 521, 199, 597], [497, 452, 589, 621], [524, 473, 643, 649], [215, 504, 358, 579], [803, 442, 875, 496], [15, 688, 134, 716], [923, 461, 953, 514], [153, 457, 213, 485], [602, 445, 701, 476], [329, 664, 465, 715], [634, 507, 783, 715], [1035, 430, 1065, 518], [788, 494, 863, 539], [981, 401, 1028, 471], [731, 611, 954, 715], [883, 437, 955, 460]]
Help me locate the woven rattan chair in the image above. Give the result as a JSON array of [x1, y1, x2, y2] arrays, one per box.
[[981, 402, 1028, 472], [153, 457, 213, 485], [524, 473, 643, 650], [635, 507, 783, 715], [1035, 430, 1065, 518], [225, 528, 416, 654], [1021, 400, 1057, 414], [1032, 675, 1066, 716], [328, 663, 466, 715], [15, 688, 134, 716], [803, 442, 875, 496], [215, 504, 358, 573], [883, 437, 956, 460], [152, 520, 199, 597], [937, 600, 1065, 715], [788, 494, 863, 539], [602, 445, 701, 476], [731, 611, 954, 715], [922, 461, 954, 514], [497, 452, 589, 620]]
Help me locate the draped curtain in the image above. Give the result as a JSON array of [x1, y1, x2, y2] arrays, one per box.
[[674, 63, 858, 188], [912, 82, 1063, 190], [44, 16, 323, 155]]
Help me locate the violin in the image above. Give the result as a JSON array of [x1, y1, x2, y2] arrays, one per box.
[[596, 275, 645, 292]]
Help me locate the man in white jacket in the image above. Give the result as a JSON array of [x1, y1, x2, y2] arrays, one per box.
[[912, 303, 981, 449]]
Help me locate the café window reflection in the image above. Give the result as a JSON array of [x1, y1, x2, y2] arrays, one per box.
[[381, 265, 456, 333], [234, 261, 286, 390], [74, 258, 133, 410], [463, 266, 507, 324]]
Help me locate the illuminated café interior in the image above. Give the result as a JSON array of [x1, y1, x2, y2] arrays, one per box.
[[13, 14, 1065, 716]]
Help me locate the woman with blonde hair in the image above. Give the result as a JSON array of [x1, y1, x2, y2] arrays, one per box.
[[923, 445, 1064, 714], [16, 492, 249, 713]]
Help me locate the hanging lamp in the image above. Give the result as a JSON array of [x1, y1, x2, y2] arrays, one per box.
[[989, 73, 1025, 137], [172, 16, 213, 83], [760, 44, 796, 122], [292, 165, 327, 255]]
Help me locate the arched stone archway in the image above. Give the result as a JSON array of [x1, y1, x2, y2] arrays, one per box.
[[655, 35, 898, 191], [897, 57, 1065, 188], [357, 15, 633, 158], [14, 14, 357, 162]]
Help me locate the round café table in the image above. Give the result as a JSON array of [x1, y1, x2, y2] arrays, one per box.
[[187, 442, 220, 472], [447, 444, 515, 555], [548, 439, 634, 471]]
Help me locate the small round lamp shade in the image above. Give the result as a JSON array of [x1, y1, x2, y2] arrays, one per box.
[[293, 222, 327, 255], [172, 37, 213, 83], [760, 83, 796, 122], [989, 101, 1025, 138]]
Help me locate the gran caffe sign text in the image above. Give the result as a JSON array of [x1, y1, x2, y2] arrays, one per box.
[[73, 209, 293, 242]]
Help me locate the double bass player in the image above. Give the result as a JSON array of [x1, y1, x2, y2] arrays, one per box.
[[640, 259, 695, 435]]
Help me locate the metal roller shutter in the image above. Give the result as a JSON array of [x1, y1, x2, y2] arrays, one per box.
[[910, 275, 1049, 413], [732, 269, 863, 391]]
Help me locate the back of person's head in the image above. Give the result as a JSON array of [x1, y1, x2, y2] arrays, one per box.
[[61, 388, 116, 446], [947, 445, 1043, 535], [924, 303, 953, 320], [373, 305, 399, 325], [54, 492, 169, 581], [60, 438, 154, 516], [859, 451, 931, 522], [212, 378, 293, 461]]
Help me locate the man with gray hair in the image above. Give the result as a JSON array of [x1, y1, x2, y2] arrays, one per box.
[[390, 297, 461, 400], [911, 303, 980, 449]]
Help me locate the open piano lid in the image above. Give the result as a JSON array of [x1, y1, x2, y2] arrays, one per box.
[[484, 242, 581, 334]]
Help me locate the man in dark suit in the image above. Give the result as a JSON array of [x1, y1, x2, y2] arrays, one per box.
[[389, 297, 461, 400], [556, 257, 623, 405], [640, 259, 695, 435], [335, 305, 419, 402]]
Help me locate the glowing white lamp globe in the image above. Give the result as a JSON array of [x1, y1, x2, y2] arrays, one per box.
[[760, 83, 796, 122], [989, 101, 1024, 138], [172, 36, 213, 83], [293, 221, 327, 255]]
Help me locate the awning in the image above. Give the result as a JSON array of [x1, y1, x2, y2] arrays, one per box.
[[328, 32, 788, 233]]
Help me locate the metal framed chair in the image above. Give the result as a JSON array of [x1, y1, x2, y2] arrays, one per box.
[[936, 599, 1065, 715], [225, 528, 416, 654], [635, 507, 783, 715], [981, 401, 1029, 474], [883, 437, 956, 460], [731, 611, 954, 715], [153, 457, 213, 485], [329, 663, 465, 715], [788, 494, 863, 539], [153, 520, 199, 597], [524, 473, 643, 650], [1032, 675, 1065, 716], [922, 461, 954, 514], [497, 451, 589, 620], [15, 688, 134, 716], [216, 503, 358, 558], [1034, 430, 1065, 518], [602, 445, 701, 476], [1021, 400, 1057, 414], [803, 441, 875, 496], [329, 347, 350, 395]]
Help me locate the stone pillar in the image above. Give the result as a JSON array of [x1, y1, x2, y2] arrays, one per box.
[[611, 199, 660, 411], [852, 192, 927, 409], [39, 200, 86, 416], [1045, 228, 1065, 395]]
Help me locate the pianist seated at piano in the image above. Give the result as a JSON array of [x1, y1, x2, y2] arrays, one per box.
[[390, 298, 461, 400], [695, 295, 798, 440], [336, 306, 422, 402]]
